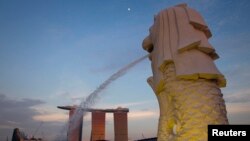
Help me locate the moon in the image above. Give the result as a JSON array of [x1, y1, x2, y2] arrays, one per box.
[[128, 8, 131, 11]]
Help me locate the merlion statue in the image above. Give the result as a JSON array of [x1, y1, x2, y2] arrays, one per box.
[[142, 3, 228, 141]]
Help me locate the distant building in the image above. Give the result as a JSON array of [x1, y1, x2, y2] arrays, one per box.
[[58, 106, 129, 141], [12, 128, 23, 141], [12, 128, 43, 141]]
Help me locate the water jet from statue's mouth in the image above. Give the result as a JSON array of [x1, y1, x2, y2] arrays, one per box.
[[54, 54, 148, 141]]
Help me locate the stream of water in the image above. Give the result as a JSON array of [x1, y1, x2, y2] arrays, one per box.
[[55, 54, 148, 141]]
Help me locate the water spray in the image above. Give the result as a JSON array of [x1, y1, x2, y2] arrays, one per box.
[[55, 54, 148, 141]]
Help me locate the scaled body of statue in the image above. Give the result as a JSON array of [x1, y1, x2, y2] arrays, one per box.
[[142, 4, 228, 141]]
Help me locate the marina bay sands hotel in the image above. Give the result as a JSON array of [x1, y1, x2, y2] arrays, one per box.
[[58, 106, 129, 141]]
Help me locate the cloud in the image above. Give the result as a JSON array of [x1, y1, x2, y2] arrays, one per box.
[[0, 93, 50, 140], [224, 88, 250, 124], [0, 94, 44, 109], [0, 94, 68, 141], [0, 94, 67, 140], [32, 101, 158, 123], [226, 101, 250, 124], [224, 88, 250, 103], [128, 110, 158, 119], [33, 113, 68, 122], [0, 125, 14, 130], [226, 102, 250, 114], [0, 93, 45, 126], [94, 100, 155, 109], [30, 104, 70, 123]]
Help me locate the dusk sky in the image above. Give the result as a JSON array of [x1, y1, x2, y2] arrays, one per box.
[[1, 0, 250, 141]]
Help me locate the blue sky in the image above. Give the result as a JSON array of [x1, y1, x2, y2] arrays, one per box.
[[0, 0, 250, 140]]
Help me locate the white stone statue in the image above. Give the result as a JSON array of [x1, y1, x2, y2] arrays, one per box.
[[142, 3, 228, 141]]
